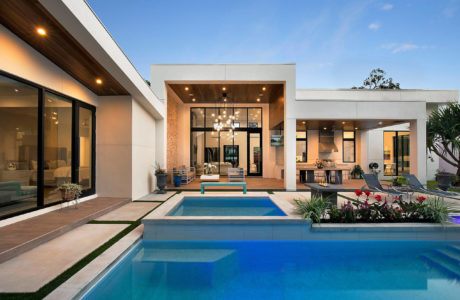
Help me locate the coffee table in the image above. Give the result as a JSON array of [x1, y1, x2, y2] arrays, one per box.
[[200, 174, 220, 182]]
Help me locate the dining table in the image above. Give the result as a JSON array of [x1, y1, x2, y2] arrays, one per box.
[[297, 166, 347, 184]]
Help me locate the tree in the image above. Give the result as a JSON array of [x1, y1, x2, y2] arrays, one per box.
[[352, 68, 400, 89], [427, 102, 460, 180]]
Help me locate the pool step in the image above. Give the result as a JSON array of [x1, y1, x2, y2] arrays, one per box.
[[421, 250, 460, 280], [132, 248, 238, 287]]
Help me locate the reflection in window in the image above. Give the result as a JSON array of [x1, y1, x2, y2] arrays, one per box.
[[0, 75, 38, 218], [343, 131, 355, 163], [191, 131, 204, 175], [191, 108, 204, 127], [44, 92, 72, 205], [248, 108, 262, 128], [384, 131, 410, 176], [79, 107, 92, 190], [296, 131, 307, 162]]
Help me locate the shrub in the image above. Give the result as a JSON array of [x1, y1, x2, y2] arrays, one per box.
[[294, 195, 329, 223], [421, 197, 457, 224]]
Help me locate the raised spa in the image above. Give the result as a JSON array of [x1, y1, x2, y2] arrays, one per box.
[[168, 197, 287, 216]]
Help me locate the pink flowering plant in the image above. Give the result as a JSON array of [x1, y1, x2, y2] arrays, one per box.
[[322, 190, 458, 224]]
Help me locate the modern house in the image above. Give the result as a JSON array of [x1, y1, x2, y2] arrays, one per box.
[[0, 0, 458, 219]]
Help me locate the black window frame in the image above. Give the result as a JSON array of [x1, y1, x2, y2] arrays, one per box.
[[296, 130, 307, 162], [0, 70, 96, 219], [342, 130, 356, 163], [190, 107, 263, 176]]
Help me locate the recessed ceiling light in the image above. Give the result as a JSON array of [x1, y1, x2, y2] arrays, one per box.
[[36, 27, 47, 36], [192, 98, 196, 102], [355, 127, 358, 130], [222, 87, 226, 91], [223, 98, 227, 102], [185, 87, 189, 91], [96, 78, 103, 85], [323, 127, 327, 130], [262, 87, 266, 91], [302, 121, 306, 124], [256, 98, 260, 102], [14, 89, 19, 93], [378, 121, 383, 125], [342, 121, 346, 125]]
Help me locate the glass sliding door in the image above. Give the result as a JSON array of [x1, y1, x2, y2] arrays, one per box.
[[383, 131, 410, 176], [248, 132, 262, 176], [78, 105, 95, 195], [0, 75, 38, 218], [44, 92, 72, 205], [191, 131, 204, 175], [233, 131, 247, 174], [397, 132, 410, 175]]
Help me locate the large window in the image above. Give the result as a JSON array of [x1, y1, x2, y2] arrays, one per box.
[[0, 75, 39, 218], [383, 131, 410, 176], [296, 131, 307, 162], [0, 72, 96, 219], [190, 107, 262, 176], [343, 131, 356, 163]]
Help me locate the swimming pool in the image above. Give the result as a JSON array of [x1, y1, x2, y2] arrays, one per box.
[[83, 240, 460, 299], [168, 197, 287, 216]]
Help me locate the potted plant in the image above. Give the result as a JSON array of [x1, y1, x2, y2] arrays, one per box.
[[315, 159, 325, 169], [56, 183, 82, 205], [173, 171, 182, 187], [154, 162, 168, 194], [351, 165, 364, 179], [436, 169, 454, 191]]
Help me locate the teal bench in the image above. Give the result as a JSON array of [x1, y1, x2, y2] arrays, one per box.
[[200, 182, 247, 194]]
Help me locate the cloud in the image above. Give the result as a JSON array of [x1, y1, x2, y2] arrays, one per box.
[[368, 22, 380, 30], [381, 4, 393, 11], [381, 43, 419, 53]]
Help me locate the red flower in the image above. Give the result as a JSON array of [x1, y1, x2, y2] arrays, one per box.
[[364, 190, 371, 197], [375, 194, 382, 202], [355, 190, 363, 197], [416, 196, 426, 203]]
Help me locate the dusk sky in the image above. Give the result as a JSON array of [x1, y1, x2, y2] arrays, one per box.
[[87, 0, 460, 91]]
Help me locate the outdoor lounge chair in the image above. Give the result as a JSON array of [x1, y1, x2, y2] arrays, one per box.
[[362, 174, 404, 200], [403, 174, 460, 199]]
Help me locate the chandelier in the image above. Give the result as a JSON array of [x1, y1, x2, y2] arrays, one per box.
[[213, 92, 236, 137]]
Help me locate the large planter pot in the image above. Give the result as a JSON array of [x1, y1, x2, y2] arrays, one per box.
[[173, 175, 182, 187], [436, 174, 452, 191], [155, 173, 168, 194], [60, 189, 76, 202]]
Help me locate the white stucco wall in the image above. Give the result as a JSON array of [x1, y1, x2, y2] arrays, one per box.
[[96, 96, 132, 198], [132, 100, 156, 199], [0, 24, 98, 106]]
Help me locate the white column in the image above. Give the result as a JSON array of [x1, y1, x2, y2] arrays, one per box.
[[410, 119, 427, 184], [359, 130, 369, 174], [285, 117, 297, 191]]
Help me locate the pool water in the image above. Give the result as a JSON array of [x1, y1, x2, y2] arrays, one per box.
[[450, 216, 460, 224], [83, 240, 460, 299], [168, 197, 287, 216]]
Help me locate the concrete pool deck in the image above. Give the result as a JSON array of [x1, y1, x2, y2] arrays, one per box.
[[0, 224, 128, 293], [142, 191, 460, 241]]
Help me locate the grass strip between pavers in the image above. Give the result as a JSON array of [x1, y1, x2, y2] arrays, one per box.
[[0, 200, 166, 300]]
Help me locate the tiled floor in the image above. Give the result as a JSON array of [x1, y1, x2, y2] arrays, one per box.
[[96, 202, 160, 221], [0, 197, 129, 263], [0, 224, 128, 293]]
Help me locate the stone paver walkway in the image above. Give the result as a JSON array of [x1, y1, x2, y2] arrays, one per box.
[[96, 202, 160, 221], [137, 191, 175, 201], [0, 224, 128, 293]]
